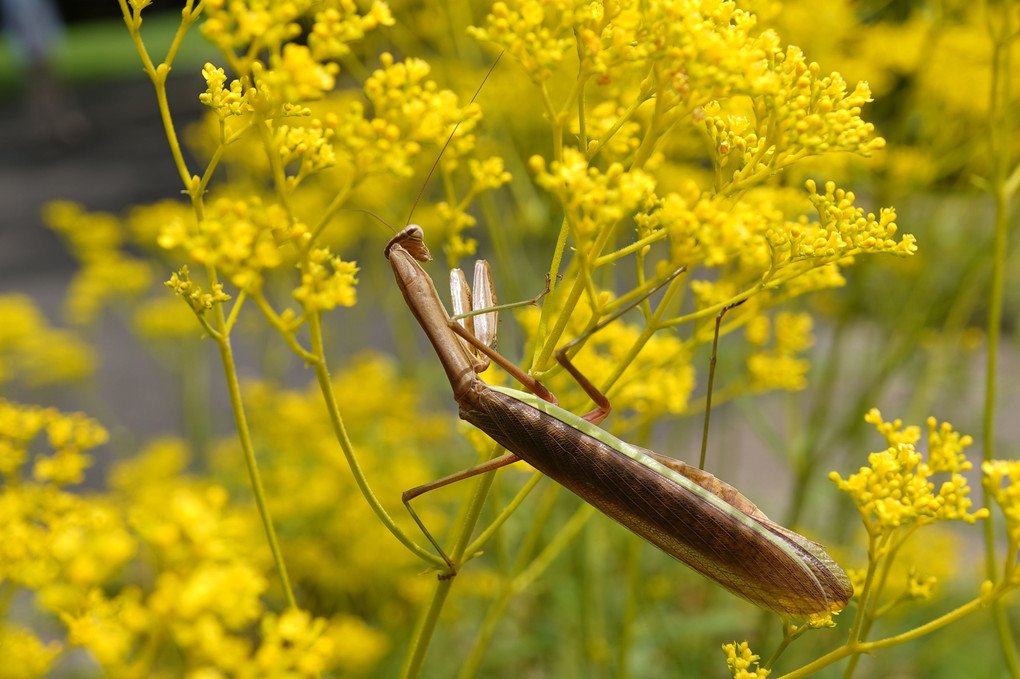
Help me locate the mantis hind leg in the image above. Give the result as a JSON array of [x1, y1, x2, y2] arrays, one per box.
[[402, 451, 522, 577]]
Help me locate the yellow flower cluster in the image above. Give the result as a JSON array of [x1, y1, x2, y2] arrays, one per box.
[[200, 0, 304, 58], [0, 624, 62, 678], [433, 156, 513, 264], [830, 409, 988, 535], [0, 296, 94, 387], [784, 180, 915, 260], [247, 609, 381, 677], [1, 402, 136, 674], [983, 460, 1020, 544], [2, 483, 135, 601], [258, 43, 339, 106], [276, 121, 336, 181], [104, 438, 387, 677], [60, 587, 150, 668], [165, 266, 231, 315], [0, 399, 107, 485], [745, 311, 814, 392], [159, 197, 290, 293], [577, 100, 644, 162], [722, 641, 771, 679], [3, 409, 387, 675], [42, 201, 153, 325], [632, 1, 767, 103], [731, 179, 915, 292], [531, 148, 656, 244], [200, 63, 253, 120], [471, 0, 764, 102], [308, 2, 395, 61], [468, 0, 582, 83], [704, 45, 885, 181], [906, 567, 938, 601], [334, 52, 484, 180], [201, 0, 395, 65], [292, 248, 359, 311], [648, 181, 777, 270]]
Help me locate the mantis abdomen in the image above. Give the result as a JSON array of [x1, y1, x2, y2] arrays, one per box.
[[462, 386, 852, 617]]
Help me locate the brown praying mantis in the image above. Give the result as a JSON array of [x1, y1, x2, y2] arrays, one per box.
[[384, 224, 853, 619]]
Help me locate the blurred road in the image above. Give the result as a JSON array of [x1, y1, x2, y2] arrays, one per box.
[[0, 74, 202, 303]]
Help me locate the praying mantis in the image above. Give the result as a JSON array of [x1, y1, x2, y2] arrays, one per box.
[[384, 224, 853, 619]]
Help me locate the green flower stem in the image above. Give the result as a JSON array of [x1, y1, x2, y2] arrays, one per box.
[[457, 481, 562, 679], [457, 585, 515, 679], [401, 577, 454, 679], [589, 77, 655, 163], [120, 0, 301, 612], [982, 2, 1019, 676], [310, 182, 352, 242], [594, 228, 667, 267], [459, 495, 596, 679], [529, 214, 571, 372], [212, 323, 298, 610], [532, 269, 588, 372], [595, 274, 684, 396], [303, 312, 443, 568], [630, 67, 666, 171], [464, 469, 544, 558], [515, 500, 596, 590], [782, 587, 1012, 679], [403, 448, 504, 679], [575, 35, 590, 149], [533, 207, 621, 373], [197, 137, 229, 196], [616, 536, 642, 679], [118, 0, 201, 198], [841, 531, 883, 679], [763, 621, 797, 671], [249, 292, 318, 364]]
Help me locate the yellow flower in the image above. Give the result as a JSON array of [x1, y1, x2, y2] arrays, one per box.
[[982, 460, 1020, 543], [469, 0, 579, 83], [260, 43, 339, 105], [308, 2, 395, 61], [166, 267, 232, 315], [0, 296, 95, 387], [42, 202, 154, 325], [0, 625, 62, 679], [722, 641, 771, 679], [200, 0, 304, 55], [531, 148, 656, 244], [292, 249, 359, 311], [249, 609, 357, 677], [746, 312, 814, 392], [275, 121, 337, 183], [61, 588, 150, 668], [0, 399, 107, 487], [199, 63, 254, 119], [830, 409, 988, 535]]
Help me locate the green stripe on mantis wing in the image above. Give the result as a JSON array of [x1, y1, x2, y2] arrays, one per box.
[[489, 385, 852, 617]]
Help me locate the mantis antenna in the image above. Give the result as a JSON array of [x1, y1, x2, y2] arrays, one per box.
[[404, 51, 504, 227]]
